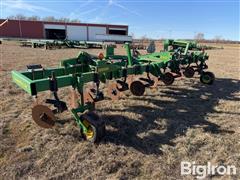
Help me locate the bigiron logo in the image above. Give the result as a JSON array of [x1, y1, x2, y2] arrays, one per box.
[[181, 161, 237, 179]]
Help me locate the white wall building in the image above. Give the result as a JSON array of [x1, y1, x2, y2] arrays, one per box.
[[43, 21, 132, 42]]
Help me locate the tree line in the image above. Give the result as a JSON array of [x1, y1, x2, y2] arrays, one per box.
[[6, 14, 81, 23]]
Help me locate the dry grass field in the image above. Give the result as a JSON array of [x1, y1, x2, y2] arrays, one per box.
[[0, 41, 239, 179]]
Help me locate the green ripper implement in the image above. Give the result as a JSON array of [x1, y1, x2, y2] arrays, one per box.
[[11, 42, 215, 143]]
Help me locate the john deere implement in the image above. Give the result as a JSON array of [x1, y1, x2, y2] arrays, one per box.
[[11, 41, 215, 143], [137, 39, 215, 85]]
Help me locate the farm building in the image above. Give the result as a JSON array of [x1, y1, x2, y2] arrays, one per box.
[[0, 19, 132, 42]]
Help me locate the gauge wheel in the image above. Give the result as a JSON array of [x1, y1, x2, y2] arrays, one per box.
[[161, 72, 175, 85], [183, 66, 195, 78], [80, 112, 105, 143], [200, 71, 215, 85]]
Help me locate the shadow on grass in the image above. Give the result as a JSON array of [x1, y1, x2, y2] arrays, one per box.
[[100, 78, 239, 155]]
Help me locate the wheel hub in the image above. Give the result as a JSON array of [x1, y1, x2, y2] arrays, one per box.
[[82, 120, 94, 139]]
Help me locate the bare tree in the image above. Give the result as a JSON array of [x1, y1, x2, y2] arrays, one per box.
[[58, 17, 70, 22], [7, 14, 27, 20], [141, 34, 148, 43], [16, 14, 27, 20], [130, 32, 135, 39], [6, 15, 16, 20], [27, 16, 40, 21], [70, 19, 81, 23], [42, 16, 56, 22], [213, 35, 223, 42], [6, 15, 81, 23], [194, 32, 205, 40]]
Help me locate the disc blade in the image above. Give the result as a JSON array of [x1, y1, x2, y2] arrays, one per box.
[[32, 105, 56, 128], [130, 81, 145, 96]]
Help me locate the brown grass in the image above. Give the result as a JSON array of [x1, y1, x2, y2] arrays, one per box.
[[0, 41, 239, 179]]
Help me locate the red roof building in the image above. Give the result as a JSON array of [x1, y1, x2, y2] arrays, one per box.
[[0, 19, 132, 42]]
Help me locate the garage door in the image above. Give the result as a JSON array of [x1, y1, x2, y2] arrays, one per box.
[[67, 25, 87, 41], [88, 26, 106, 41]]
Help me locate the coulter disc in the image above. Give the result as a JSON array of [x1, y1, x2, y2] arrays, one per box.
[[32, 105, 56, 128], [183, 66, 195, 78], [161, 72, 175, 85], [130, 81, 145, 96]]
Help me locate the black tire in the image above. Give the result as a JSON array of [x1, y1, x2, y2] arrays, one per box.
[[80, 112, 105, 143], [200, 71, 215, 85], [161, 72, 175, 85], [89, 112, 106, 139], [183, 66, 195, 78], [130, 81, 145, 96]]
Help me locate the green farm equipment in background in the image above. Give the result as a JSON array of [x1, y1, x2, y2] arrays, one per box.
[[19, 39, 114, 50], [11, 41, 215, 143], [137, 39, 215, 85], [163, 39, 223, 51], [19, 39, 65, 49]]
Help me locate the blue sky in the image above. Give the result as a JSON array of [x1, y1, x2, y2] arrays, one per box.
[[1, 0, 239, 40]]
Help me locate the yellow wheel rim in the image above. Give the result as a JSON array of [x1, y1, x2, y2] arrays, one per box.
[[83, 120, 94, 139]]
